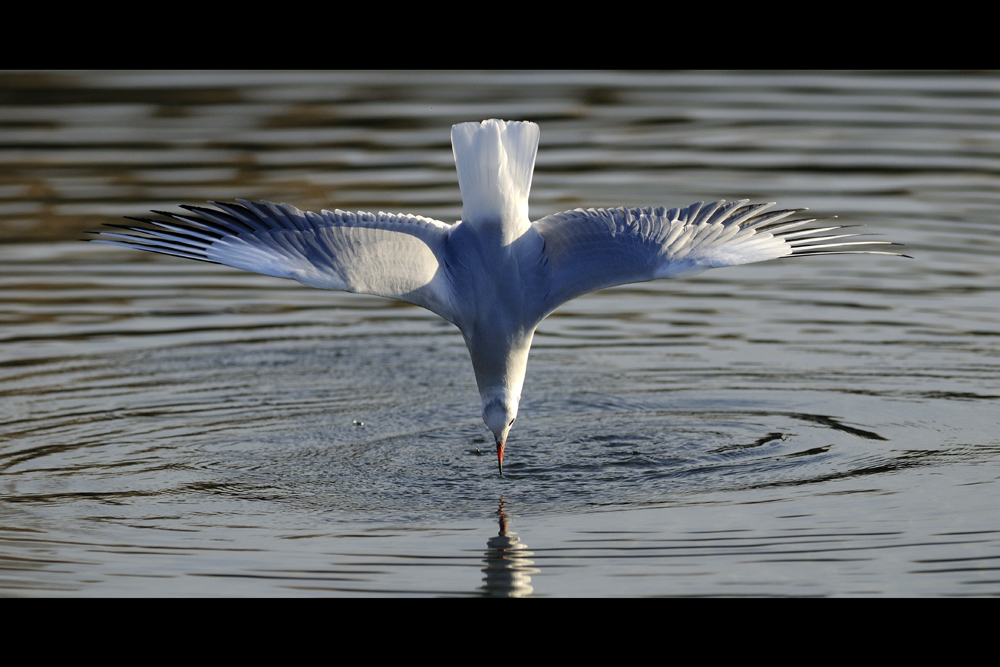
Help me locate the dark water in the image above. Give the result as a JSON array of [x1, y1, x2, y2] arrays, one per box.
[[1, 71, 998, 596]]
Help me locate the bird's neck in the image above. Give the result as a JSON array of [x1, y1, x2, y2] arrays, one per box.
[[465, 328, 535, 406]]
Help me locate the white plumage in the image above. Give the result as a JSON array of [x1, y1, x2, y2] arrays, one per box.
[[91, 119, 905, 475]]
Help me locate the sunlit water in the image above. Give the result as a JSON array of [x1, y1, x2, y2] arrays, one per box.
[[1, 71, 999, 596]]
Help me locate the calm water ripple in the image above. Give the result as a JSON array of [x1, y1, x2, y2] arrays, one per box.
[[1, 71, 999, 595]]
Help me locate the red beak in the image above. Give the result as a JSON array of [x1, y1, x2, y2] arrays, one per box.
[[497, 441, 505, 476]]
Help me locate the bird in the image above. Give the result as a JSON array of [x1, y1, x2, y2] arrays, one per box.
[[90, 119, 906, 476]]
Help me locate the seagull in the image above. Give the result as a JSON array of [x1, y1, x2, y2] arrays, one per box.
[[90, 119, 906, 476]]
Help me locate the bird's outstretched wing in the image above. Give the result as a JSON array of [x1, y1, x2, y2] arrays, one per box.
[[90, 199, 459, 323], [533, 199, 907, 314]]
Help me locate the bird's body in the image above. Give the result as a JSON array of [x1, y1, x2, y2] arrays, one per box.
[[91, 119, 905, 474]]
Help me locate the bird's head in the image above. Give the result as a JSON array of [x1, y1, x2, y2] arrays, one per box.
[[482, 395, 518, 476]]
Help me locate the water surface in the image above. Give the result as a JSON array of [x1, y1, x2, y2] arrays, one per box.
[[1, 71, 999, 596]]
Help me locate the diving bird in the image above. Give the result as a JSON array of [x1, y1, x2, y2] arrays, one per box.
[[90, 119, 906, 475]]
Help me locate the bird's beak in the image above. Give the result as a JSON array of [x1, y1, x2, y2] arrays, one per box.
[[496, 439, 505, 476]]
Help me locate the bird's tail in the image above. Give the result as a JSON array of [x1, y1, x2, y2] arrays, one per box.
[[452, 119, 539, 229]]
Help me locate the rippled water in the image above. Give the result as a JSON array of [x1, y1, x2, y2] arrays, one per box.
[[2, 71, 999, 596]]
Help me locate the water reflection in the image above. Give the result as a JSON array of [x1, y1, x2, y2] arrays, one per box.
[[480, 498, 538, 597]]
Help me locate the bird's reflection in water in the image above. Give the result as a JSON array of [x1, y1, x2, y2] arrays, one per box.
[[480, 497, 539, 597]]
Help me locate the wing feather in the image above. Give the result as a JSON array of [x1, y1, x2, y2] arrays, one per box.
[[534, 199, 907, 313], [90, 200, 459, 323]]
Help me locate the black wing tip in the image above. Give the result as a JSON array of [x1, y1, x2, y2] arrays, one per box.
[[786, 249, 913, 258], [82, 199, 262, 246]]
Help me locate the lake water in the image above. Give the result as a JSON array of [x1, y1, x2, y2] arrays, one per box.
[[1, 71, 998, 596]]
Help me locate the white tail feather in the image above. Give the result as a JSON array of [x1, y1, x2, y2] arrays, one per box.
[[451, 119, 539, 228]]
